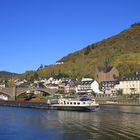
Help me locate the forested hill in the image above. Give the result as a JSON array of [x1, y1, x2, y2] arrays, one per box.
[[26, 23, 140, 79], [0, 71, 18, 80]]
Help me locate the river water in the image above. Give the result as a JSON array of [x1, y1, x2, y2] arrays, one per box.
[[0, 105, 140, 140]]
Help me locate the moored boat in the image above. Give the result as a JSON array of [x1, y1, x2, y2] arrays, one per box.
[[47, 96, 99, 111]]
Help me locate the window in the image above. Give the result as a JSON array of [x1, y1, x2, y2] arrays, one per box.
[[74, 102, 76, 105], [77, 102, 80, 105]]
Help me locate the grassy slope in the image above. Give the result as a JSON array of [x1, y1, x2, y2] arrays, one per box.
[[36, 25, 140, 78]]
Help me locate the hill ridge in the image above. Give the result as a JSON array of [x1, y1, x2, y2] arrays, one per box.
[[14, 24, 140, 80]]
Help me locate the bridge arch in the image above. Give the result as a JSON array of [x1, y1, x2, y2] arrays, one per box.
[[16, 89, 52, 98], [0, 92, 11, 100]]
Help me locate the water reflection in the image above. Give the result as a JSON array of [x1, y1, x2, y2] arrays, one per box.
[[0, 106, 140, 140]]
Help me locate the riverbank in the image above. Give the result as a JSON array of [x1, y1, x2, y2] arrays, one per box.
[[0, 100, 99, 111], [0, 101, 50, 109], [96, 99, 140, 106], [0, 101, 139, 111], [99, 103, 140, 106]]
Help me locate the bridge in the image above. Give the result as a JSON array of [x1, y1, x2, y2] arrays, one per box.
[[0, 87, 58, 101]]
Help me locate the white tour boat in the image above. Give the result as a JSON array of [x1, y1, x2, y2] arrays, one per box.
[[47, 96, 99, 111]]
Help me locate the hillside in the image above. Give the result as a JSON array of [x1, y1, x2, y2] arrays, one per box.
[[33, 23, 140, 79], [0, 71, 18, 80]]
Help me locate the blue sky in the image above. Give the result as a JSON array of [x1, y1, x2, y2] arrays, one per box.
[[0, 0, 140, 73]]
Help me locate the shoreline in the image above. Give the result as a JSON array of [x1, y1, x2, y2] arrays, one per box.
[[0, 101, 139, 110], [0, 101, 50, 110], [99, 103, 140, 106], [0, 101, 98, 112]]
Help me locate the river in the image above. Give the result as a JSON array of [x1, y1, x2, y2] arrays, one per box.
[[0, 105, 140, 140]]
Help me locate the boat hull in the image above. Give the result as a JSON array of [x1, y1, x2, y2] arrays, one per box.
[[49, 105, 99, 112]]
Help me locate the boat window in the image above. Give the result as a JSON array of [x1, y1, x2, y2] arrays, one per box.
[[70, 102, 72, 104], [77, 102, 80, 105], [74, 102, 76, 105], [83, 102, 85, 104], [80, 97, 91, 101], [67, 102, 69, 104]]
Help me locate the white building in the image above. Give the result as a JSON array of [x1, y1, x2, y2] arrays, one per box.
[[0, 83, 6, 88], [76, 78, 100, 94], [115, 72, 140, 95], [0, 94, 9, 100], [55, 61, 64, 65], [44, 77, 62, 85]]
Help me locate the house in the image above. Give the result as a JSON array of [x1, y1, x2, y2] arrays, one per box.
[[55, 61, 64, 65], [100, 80, 119, 95], [96, 65, 119, 94], [15, 79, 27, 86], [96, 66, 119, 83], [64, 80, 79, 93], [0, 80, 6, 88], [76, 78, 100, 94], [64, 83, 75, 94], [115, 72, 140, 95], [58, 78, 78, 94]]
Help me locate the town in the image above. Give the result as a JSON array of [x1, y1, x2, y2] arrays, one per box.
[[0, 61, 140, 105]]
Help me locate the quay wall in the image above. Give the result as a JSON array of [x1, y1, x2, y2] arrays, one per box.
[[0, 101, 50, 109]]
